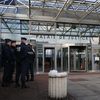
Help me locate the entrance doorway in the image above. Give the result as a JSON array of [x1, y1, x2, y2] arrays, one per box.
[[44, 48, 55, 72], [36, 43, 88, 73], [70, 46, 86, 71]]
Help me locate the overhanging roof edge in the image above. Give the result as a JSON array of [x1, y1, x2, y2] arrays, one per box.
[[1, 14, 100, 25]]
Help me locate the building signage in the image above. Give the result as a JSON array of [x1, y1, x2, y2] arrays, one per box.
[[1, 33, 90, 43], [34, 34, 89, 43], [35, 35, 88, 40]]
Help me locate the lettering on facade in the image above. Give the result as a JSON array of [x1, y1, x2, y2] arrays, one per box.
[[35, 35, 88, 40]]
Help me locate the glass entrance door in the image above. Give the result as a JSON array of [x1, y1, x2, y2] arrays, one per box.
[[70, 46, 86, 71], [44, 48, 55, 72]]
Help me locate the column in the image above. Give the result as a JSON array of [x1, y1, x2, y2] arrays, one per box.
[[68, 46, 70, 73], [85, 45, 88, 71]]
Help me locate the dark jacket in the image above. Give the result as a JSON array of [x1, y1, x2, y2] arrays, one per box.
[[11, 46, 16, 62], [20, 43, 29, 62], [0, 43, 4, 67], [16, 45, 21, 63], [2, 44, 14, 63], [27, 45, 35, 63]]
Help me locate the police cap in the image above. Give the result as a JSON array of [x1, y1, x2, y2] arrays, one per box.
[[5, 39, 11, 43], [21, 37, 27, 40], [11, 40, 16, 43]]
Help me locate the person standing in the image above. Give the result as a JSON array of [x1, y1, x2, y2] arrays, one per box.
[[9, 40, 16, 83], [1, 39, 13, 87], [26, 44, 35, 81], [20, 37, 29, 88], [15, 44, 21, 87]]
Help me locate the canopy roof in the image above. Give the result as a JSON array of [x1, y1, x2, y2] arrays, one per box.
[[0, 0, 100, 37]]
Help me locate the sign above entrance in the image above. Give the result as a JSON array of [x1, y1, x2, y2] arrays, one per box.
[[1, 34, 90, 44], [35, 35, 89, 44]]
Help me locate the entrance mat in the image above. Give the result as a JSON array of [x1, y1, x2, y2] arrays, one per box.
[[69, 78, 88, 82]]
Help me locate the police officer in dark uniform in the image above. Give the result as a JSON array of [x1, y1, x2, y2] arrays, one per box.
[[0, 39, 5, 68], [20, 37, 29, 88], [10, 40, 16, 83], [15, 44, 21, 87], [1, 39, 13, 87], [26, 44, 35, 81]]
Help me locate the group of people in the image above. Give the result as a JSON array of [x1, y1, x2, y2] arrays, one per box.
[[1, 37, 35, 88]]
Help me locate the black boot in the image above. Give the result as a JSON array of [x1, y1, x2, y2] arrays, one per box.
[[1, 82, 7, 87], [26, 75, 29, 82], [30, 75, 34, 81], [21, 84, 29, 89], [15, 83, 20, 88]]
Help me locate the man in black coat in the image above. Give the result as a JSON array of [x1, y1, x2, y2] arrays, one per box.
[[1, 39, 13, 87], [20, 37, 29, 88], [26, 44, 35, 81], [0, 40, 5, 68], [15, 44, 21, 87], [9, 40, 16, 83]]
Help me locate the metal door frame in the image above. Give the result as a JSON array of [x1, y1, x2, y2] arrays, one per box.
[[43, 46, 56, 72], [69, 46, 87, 72]]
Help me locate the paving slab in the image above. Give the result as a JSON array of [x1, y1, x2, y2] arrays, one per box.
[[68, 73, 100, 100]]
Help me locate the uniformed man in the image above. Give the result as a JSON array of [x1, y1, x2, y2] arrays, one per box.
[[15, 44, 21, 87], [26, 44, 35, 81], [10, 40, 16, 83], [20, 37, 29, 88], [1, 39, 13, 87], [0, 39, 5, 68]]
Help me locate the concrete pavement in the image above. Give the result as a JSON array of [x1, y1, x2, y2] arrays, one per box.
[[0, 74, 70, 100], [68, 72, 100, 100], [1, 72, 100, 100]]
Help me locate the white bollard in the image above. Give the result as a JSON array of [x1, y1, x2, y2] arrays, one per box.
[[48, 70, 67, 99]]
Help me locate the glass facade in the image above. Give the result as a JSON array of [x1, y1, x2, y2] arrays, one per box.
[[70, 46, 86, 71], [35, 43, 91, 73]]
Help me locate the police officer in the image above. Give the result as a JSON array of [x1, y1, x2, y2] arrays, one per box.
[[26, 44, 35, 81], [15, 44, 21, 87], [1, 39, 13, 87], [10, 40, 16, 83], [20, 37, 29, 88], [0, 39, 5, 68]]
